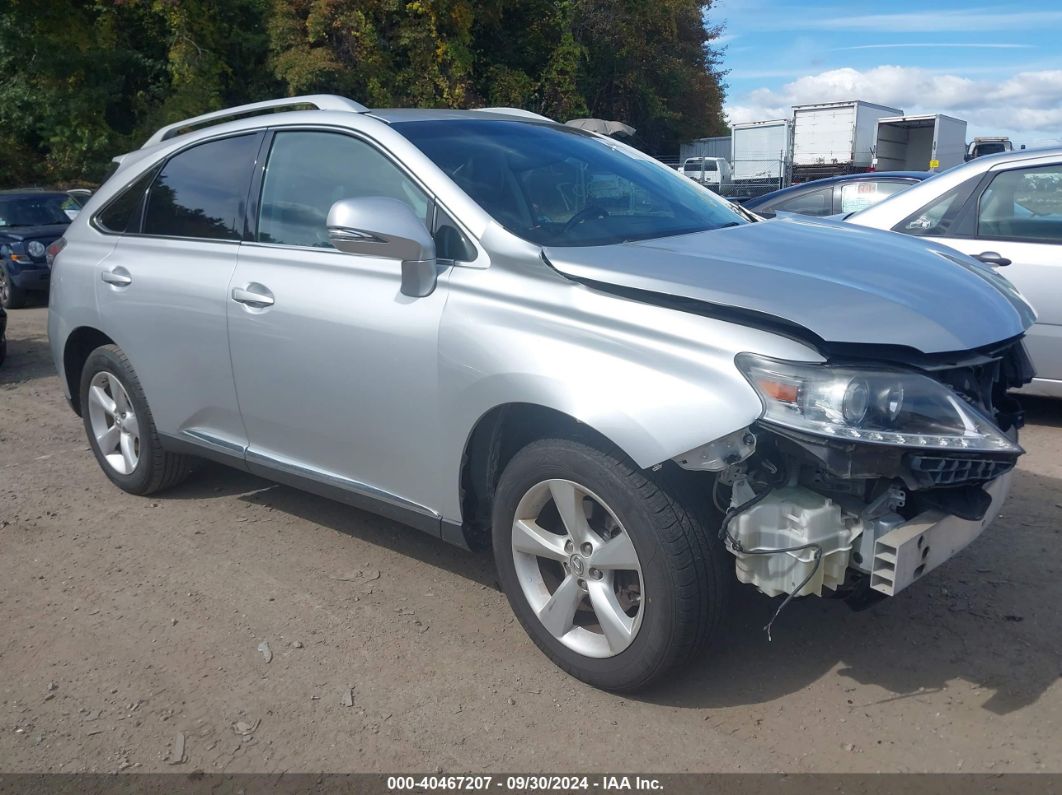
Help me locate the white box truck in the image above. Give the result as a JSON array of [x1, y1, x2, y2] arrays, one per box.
[[791, 100, 902, 182], [731, 119, 792, 183], [873, 114, 967, 172]]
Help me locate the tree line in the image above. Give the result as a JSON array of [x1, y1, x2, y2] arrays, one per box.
[[0, 0, 727, 187]]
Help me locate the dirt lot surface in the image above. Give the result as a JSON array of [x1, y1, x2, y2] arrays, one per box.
[[1, 306, 1061, 774]]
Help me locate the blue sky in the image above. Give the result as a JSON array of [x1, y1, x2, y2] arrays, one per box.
[[714, 0, 1062, 145]]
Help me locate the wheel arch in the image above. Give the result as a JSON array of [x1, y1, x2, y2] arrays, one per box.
[[63, 326, 116, 415], [458, 402, 660, 550]]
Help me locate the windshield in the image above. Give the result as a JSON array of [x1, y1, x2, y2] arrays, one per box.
[[395, 120, 746, 247], [0, 195, 70, 227]]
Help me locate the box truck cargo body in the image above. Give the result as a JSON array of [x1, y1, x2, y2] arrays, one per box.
[[873, 114, 967, 172], [679, 136, 732, 165], [792, 100, 902, 181], [731, 119, 792, 183]]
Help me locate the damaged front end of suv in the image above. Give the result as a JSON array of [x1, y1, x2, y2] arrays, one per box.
[[676, 336, 1033, 625], [545, 212, 1037, 627]]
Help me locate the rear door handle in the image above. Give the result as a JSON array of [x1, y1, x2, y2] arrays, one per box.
[[101, 268, 132, 286], [231, 284, 275, 307], [974, 251, 1011, 267]]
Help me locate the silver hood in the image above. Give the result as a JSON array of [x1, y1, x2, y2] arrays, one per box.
[[544, 216, 1035, 355]]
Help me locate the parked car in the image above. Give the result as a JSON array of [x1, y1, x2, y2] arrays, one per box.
[[64, 189, 93, 219], [0, 190, 73, 308], [846, 146, 1061, 398], [681, 156, 732, 191], [50, 96, 1034, 691], [966, 137, 1013, 161], [743, 172, 930, 218]]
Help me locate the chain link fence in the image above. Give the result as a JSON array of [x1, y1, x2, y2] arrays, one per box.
[[651, 155, 793, 201]]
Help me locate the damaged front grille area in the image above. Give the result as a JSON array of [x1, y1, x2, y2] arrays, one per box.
[[698, 337, 1031, 622], [907, 454, 1015, 487]]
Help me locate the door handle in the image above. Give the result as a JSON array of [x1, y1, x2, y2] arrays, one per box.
[[974, 251, 1011, 268], [101, 268, 132, 286], [231, 285, 275, 307]]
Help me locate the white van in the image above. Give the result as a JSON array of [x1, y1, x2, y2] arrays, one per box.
[[681, 156, 732, 190]]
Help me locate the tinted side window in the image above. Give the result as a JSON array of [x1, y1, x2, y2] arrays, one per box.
[[770, 187, 833, 216], [257, 131, 430, 248], [143, 134, 259, 240], [977, 165, 1062, 243], [96, 168, 158, 233]]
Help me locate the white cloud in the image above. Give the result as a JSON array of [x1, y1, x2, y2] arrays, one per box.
[[726, 66, 1062, 145]]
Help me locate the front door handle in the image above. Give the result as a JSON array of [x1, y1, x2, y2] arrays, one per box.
[[231, 284, 275, 307], [101, 268, 132, 286], [974, 251, 1011, 267]]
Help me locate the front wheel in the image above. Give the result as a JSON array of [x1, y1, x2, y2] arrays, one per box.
[[0, 267, 27, 309], [492, 438, 727, 691]]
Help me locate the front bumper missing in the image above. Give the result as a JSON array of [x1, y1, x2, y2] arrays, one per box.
[[869, 471, 1012, 596]]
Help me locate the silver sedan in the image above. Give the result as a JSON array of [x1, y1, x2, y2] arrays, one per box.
[[846, 147, 1062, 397]]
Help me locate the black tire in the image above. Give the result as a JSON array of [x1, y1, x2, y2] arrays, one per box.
[[79, 344, 195, 495], [0, 267, 27, 309], [492, 438, 728, 691]]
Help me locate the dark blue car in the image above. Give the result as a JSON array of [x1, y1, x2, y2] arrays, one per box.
[[0, 190, 74, 308], [742, 171, 932, 219]]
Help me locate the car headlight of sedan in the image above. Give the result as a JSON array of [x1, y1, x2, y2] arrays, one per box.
[[736, 353, 1021, 454], [27, 240, 46, 259]]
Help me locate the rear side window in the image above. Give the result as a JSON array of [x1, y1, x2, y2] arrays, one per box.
[[143, 134, 260, 240], [770, 187, 833, 216], [95, 168, 157, 234], [838, 180, 910, 214], [896, 184, 968, 237]]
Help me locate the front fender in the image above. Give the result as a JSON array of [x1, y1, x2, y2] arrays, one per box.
[[435, 259, 823, 519]]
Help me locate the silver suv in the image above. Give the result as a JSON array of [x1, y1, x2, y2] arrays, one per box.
[[49, 96, 1035, 690]]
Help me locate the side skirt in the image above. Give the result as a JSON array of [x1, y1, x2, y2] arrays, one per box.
[[159, 432, 470, 550]]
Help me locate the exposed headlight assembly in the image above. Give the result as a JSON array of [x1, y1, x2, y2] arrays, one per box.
[[736, 353, 1021, 454], [27, 240, 46, 259]]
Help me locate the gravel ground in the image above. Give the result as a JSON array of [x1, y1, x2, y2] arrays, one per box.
[[1, 306, 1060, 774]]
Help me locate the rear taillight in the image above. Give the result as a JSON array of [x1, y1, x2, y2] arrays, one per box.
[[46, 237, 67, 267]]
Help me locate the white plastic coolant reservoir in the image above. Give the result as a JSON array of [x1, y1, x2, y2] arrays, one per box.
[[728, 487, 859, 597]]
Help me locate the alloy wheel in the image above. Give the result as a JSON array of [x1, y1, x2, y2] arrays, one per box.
[[87, 371, 141, 475], [511, 479, 644, 658]]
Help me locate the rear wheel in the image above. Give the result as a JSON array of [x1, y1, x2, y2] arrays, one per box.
[[492, 438, 726, 691], [80, 345, 194, 495]]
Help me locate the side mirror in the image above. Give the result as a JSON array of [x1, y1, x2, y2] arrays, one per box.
[[327, 197, 438, 297]]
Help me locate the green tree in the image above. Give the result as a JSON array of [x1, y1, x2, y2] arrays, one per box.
[[269, 0, 475, 107], [0, 0, 727, 186], [0, 0, 274, 187], [572, 0, 727, 154]]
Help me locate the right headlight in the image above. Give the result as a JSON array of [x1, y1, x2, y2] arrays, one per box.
[[736, 353, 1021, 454]]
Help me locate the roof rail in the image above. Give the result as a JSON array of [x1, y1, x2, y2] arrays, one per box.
[[141, 94, 369, 149], [474, 107, 553, 122]]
